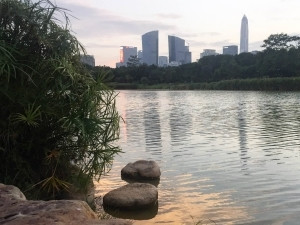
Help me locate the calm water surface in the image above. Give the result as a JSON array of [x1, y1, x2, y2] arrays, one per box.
[[95, 90, 300, 225]]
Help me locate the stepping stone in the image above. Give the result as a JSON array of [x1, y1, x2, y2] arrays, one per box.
[[121, 160, 161, 181], [103, 183, 158, 210]]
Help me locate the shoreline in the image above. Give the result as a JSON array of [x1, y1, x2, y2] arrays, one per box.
[[109, 77, 300, 91]]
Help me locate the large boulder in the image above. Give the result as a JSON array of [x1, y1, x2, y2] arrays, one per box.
[[103, 183, 158, 210], [121, 160, 161, 181], [0, 183, 131, 225]]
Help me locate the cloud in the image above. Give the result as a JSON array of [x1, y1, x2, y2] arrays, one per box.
[[155, 13, 182, 19], [55, 2, 176, 39], [198, 32, 221, 36], [188, 39, 235, 48], [84, 43, 119, 49], [249, 41, 263, 51], [166, 32, 199, 39]]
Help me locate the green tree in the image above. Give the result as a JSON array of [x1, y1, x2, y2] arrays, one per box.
[[0, 0, 121, 199], [126, 55, 141, 67], [262, 33, 300, 50]]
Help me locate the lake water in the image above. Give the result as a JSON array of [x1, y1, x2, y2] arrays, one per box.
[[95, 90, 300, 225]]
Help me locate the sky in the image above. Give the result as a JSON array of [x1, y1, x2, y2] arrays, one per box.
[[52, 0, 300, 68]]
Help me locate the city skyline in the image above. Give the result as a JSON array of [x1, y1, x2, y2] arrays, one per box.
[[53, 0, 300, 67]]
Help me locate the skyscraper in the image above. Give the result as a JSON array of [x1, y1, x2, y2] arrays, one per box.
[[223, 45, 238, 55], [120, 46, 137, 64], [116, 46, 137, 67], [158, 56, 168, 67], [168, 35, 191, 64], [200, 49, 218, 58], [80, 55, 95, 67], [137, 50, 143, 63], [142, 30, 159, 65], [240, 15, 248, 53]]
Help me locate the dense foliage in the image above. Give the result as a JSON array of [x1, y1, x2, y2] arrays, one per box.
[[103, 33, 300, 90], [0, 0, 120, 199]]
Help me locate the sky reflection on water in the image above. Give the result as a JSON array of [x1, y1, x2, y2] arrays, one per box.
[[95, 90, 300, 225]]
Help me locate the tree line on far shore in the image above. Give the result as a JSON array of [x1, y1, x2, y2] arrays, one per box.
[[90, 33, 300, 90]]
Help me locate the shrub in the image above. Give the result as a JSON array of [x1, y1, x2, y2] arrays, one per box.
[[0, 0, 121, 199]]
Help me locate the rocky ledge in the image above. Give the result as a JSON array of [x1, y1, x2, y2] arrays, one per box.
[[0, 183, 131, 225]]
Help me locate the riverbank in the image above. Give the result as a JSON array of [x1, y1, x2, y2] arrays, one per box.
[[110, 77, 300, 91]]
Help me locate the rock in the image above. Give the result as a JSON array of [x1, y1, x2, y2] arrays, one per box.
[[121, 160, 161, 181], [103, 183, 158, 210], [95, 220, 133, 225], [63, 179, 95, 208], [104, 202, 158, 220], [0, 183, 131, 225]]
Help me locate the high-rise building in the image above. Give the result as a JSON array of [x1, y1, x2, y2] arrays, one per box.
[[168, 35, 191, 65], [240, 15, 249, 53], [142, 30, 159, 65], [158, 56, 168, 67], [116, 46, 137, 67], [223, 45, 238, 55], [137, 50, 143, 63], [200, 49, 218, 58], [122, 46, 137, 64], [80, 55, 95, 67]]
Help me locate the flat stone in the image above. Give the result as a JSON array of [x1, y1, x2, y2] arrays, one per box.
[[121, 160, 161, 180], [103, 183, 158, 210], [0, 183, 131, 225]]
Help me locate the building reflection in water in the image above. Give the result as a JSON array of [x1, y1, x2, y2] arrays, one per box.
[[116, 91, 128, 142], [168, 91, 192, 146], [237, 102, 249, 174], [142, 92, 162, 155]]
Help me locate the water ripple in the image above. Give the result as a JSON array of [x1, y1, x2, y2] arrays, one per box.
[[96, 90, 300, 224]]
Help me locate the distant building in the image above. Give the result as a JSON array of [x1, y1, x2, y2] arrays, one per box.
[[223, 45, 238, 55], [200, 49, 218, 58], [251, 50, 259, 55], [142, 30, 159, 65], [115, 62, 124, 68], [240, 15, 249, 53], [168, 35, 191, 64], [80, 55, 95, 67], [158, 56, 168, 67], [116, 46, 137, 67], [138, 50, 143, 63], [168, 61, 182, 67]]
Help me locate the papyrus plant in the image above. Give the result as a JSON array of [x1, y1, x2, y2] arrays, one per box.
[[0, 0, 121, 199]]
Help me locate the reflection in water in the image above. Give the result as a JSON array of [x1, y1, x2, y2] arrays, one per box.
[[96, 173, 250, 224], [104, 202, 158, 220], [168, 92, 193, 145], [142, 92, 162, 154], [257, 94, 300, 160], [154, 174, 250, 225], [121, 176, 160, 187], [96, 90, 300, 225], [237, 102, 249, 173]]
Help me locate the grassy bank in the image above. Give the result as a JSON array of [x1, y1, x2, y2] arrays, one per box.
[[110, 77, 300, 91]]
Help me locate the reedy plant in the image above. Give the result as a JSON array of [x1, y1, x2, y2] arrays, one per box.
[[0, 0, 121, 199]]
